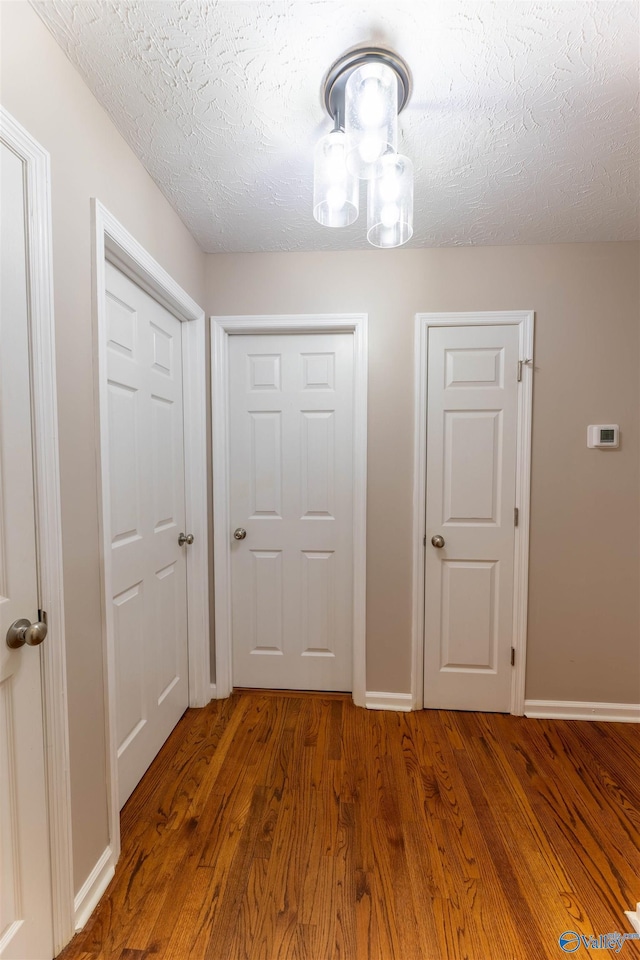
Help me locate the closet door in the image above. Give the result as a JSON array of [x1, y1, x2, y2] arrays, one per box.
[[105, 263, 189, 807], [229, 333, 354, 692]]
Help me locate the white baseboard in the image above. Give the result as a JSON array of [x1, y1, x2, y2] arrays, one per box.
[[74, 845, 115, 931], [210, 682, 217, 700], [524, 700, 640, 723], [625, 904, 640, 935], [365, 691, 413, 712]]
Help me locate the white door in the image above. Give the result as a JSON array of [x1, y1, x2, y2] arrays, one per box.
[[105, 263, 189, 807], [229, 334, 354, 691], [0, 142, 54, 959], [424, 323, 520, 712]]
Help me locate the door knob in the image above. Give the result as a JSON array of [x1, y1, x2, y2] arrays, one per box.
[[431, 535, 445, 548], [233, 528, 247, 541], [6, 617, 48, 649], [178, 532, 194, 546]]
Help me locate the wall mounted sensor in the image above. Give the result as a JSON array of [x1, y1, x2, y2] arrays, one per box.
[[587, 424, 619, 448]]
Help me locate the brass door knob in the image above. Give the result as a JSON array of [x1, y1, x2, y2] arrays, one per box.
[[431, 535, 445, 549], [233, 528, 247, 541], [178, 533, 195, 546]]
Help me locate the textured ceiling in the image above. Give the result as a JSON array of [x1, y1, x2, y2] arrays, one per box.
[[33, 0, 639, 253]]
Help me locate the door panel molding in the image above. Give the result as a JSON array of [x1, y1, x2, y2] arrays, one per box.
[[0, 107, 75, 954], [211, 315, 368, 708], [92, 201, 209, 865], [412, 311, 534, 714]]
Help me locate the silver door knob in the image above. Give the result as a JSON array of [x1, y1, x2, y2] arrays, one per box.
[[6, 617, 48, 649], [233, 528, 247, 541], [431, 535, 445, 548], [178, 532, 194, 546]]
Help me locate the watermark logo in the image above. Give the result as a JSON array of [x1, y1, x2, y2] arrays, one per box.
[[559, 931, 581, 953], [559, 930, 640, 953]]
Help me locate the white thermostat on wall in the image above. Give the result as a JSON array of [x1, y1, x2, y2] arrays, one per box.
[[587, 424, 619, 449]]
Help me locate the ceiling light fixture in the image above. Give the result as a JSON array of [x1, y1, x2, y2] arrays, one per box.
[[313, 46, 413, 248]]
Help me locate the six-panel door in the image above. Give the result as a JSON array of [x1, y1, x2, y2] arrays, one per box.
[[105, 263, 189, 808], [424, 324, 520, 712], [229, 334, 354, 691]]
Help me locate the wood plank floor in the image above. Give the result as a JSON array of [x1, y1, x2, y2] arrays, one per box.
[[58, 691, 640, 960]]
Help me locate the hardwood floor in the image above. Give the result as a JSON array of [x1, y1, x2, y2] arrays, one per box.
[[58, 691, 640, 960]]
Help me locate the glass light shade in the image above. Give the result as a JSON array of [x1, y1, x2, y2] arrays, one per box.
[[313, 130, 358, 227], [367, 153, 413, 248], [345, 62, 398, 180]]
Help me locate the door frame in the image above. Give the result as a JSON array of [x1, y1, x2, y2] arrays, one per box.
[[412, 311, 534, 714], [0, 108, 75, 953], [92, 200, 210, 863], [211, 314, 368, 707]]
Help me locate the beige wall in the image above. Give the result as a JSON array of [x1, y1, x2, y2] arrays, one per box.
[[206, 243, 640, 704], [1, 2, 206, 895]]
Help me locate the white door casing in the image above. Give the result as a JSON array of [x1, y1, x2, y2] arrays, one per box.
[[211, 315, 368, 707], [0, 112, 73, 958], [412, 312, 534, 714], [105, 263, 189, 808], [229, 334, 354, 691], [93, 201, 209, 864]]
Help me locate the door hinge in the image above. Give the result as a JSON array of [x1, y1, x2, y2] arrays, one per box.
[[517, 358, 533, 382], [511, 647, 515, 666], [514, 507, 519, 527]]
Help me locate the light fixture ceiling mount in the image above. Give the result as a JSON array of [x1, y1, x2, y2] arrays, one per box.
[[322, 46, 412, 129], [313, 45, 414, 248]]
